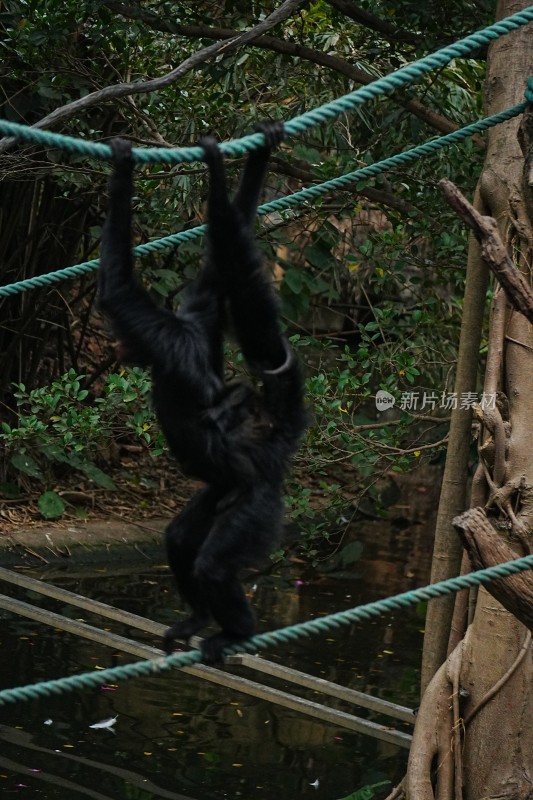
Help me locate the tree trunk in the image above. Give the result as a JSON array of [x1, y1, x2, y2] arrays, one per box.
[[407, 1, 533, 797], [419, 212, 488, 693]]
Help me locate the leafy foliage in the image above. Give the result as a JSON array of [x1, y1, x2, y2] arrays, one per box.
[[0, 368, 165, 503], [0, 0, 493, 534], [38, 490, 65, 520]]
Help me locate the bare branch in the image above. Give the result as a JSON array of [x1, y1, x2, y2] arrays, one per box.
[[0, 0, 304, 153], [440, 178, 533, 323], [269, 155, 423, 216], [326, 0, 423, 43], [104, 2, 468, 139], [453, 507, 533, 631]]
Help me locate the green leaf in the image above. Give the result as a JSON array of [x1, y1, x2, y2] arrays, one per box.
[[78, 462, 117, 490], [338, 541, 364, 567], [41, 444, 70, 464], [42, 446, 116, 489], [292, 145, 322, 163], [10, 452, 43, 478], [336, 781, 390, 800], [283, 268, 304, 295], [305, 243, 331, 269], [38, 491, 65, 520]]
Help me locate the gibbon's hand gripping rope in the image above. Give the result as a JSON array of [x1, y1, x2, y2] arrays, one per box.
[[0, 98, 530, 298], [0, 8, 533, 297]]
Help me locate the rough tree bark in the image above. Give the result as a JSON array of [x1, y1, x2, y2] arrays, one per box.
[[406, 1, 533, 798], [419, 202, 488, 694]]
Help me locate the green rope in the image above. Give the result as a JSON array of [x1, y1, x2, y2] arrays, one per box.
[[0, 553, 532, 706], [0, 7, 532, 163], [0, 101, 526, 299], [525, 75, 533, 102], [257, 101, 527, 213]]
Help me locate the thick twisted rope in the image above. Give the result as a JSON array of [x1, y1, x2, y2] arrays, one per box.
[[0, 7, 532, 163], [0, 100, 527, 299], [1, 553, 532, 706]]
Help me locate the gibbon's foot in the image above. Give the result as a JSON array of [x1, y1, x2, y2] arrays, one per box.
[[255, 120, 285, 149], [108, 137, 134, 168], [200, 632, 249, 665], [162, 615, 210, 655]]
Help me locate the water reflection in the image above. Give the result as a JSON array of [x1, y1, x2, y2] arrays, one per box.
[[0, 499, 436, 799]]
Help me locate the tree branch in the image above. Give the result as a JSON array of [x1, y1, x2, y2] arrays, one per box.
[[3, 0, 479, 162], [440, 179, 533, 323], [103, 1, 467, 139], [0, 0, 305, 153], [269, 155, 423, 216], [453, 507, 533, 631], [326, 0, 423, 43]]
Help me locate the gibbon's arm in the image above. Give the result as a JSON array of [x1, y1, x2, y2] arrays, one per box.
[[200, 126, 287, 372], [99, 139, 187, 369]]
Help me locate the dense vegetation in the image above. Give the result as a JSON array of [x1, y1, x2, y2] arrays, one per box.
[[0, 0, 491, 540]]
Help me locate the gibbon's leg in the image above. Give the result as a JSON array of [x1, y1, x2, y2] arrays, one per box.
[[163, 486, 224, 652], [193, 482, 284, 664]]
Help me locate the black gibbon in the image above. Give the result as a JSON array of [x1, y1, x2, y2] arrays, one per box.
[[99, 123, 307, 663]]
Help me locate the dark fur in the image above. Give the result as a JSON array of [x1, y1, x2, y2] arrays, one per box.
[[99, 124, 307, 663]]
